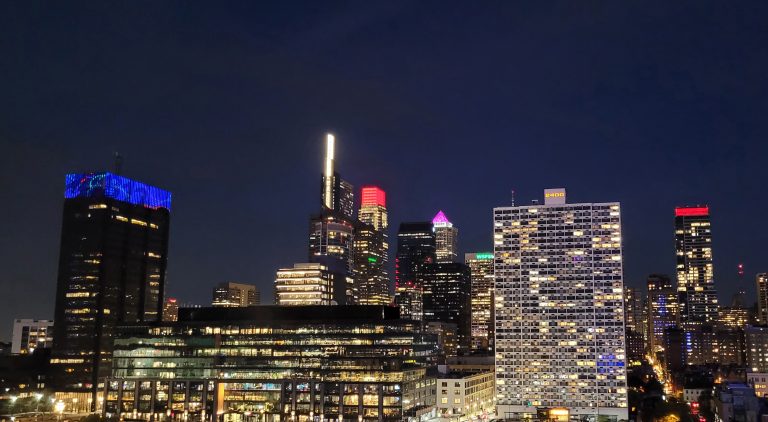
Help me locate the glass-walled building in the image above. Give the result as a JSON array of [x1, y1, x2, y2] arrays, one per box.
[[104, 306, 437, 422]]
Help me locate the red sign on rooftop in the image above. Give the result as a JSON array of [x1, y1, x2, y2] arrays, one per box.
[[675, 206, 709, 217], [361, 186, 386, 207]]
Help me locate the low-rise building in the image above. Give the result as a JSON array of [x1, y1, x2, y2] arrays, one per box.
[[105, 305, 436, 422], [713, 382, 760, 422], [747, 373, 768, 399], [435, 371, 494, 421], [10, 319, 53, 355]]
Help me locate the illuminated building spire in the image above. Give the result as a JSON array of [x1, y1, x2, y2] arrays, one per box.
[[323, 133, 335, 209]]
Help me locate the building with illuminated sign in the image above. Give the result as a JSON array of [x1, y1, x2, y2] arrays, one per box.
[[52, 172, 171, 405], [11, 319, 53, 355], [433, 211, 457, 263], [394, 222, 436, 320], [162, 298, 179, 322], [104, 305, 437, 422], [320, 133, 354, 220], [212, 282, 260, 307], [757, 274, 768, 325], [422, 263, 472, 353], [465, 252, 494, 352], [275, 263, 354, 306], [675, 206, 718, 365], [354, 186, 390, 305], [493, 188, 628, 420]]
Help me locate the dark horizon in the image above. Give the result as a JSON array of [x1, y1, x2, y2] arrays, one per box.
[[1, 2, 767, 341]]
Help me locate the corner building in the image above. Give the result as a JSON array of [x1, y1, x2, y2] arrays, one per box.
[[493, 188, 627, 421]]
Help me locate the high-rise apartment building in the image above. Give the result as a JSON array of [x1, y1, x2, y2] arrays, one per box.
[[162, 298, 179, 322], [52, 172, 171, 401], [624, 287, 644, 333], [211, 282, 260, 307], [675, 206, 718, 323], [394, 222, 436, 320], [275, 263, 354, 306], [354, 186, 390, 305], [757, 274, 768, 325], [746, 326, 768, 373], [647, 274, 678, 353], [494, 188, 627, 421], [11, 319, 53, 354], [423, 262, 472, 353], [465, 252, 494, 351], [433, 211, 458, 263]]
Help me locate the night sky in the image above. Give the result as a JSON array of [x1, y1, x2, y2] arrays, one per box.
[[1, 2, 767, 341]]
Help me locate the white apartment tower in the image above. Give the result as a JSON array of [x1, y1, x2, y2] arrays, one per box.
[[494, 188, 628, 421]]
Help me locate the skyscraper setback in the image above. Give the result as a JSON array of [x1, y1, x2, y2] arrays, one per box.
[[494, 188, 627, 420], [354, 186, 390, 305], [433, 210, 458, 263], [52, 172, 171, 403]]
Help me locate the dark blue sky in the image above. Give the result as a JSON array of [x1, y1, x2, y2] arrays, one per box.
[[1, 2, 767, 340]]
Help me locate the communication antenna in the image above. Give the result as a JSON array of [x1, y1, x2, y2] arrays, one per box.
[[510, 189, 516, 207], [114, 152, 123, 175]]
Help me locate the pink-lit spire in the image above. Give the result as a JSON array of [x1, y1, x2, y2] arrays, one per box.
[[432, 210, 452, 227]]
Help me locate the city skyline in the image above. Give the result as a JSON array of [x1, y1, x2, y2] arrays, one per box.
[[2, 2, 768, 342]]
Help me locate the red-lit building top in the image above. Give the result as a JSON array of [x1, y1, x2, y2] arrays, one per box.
[[361, 186, 386, 207], [675, 206, 709, 217]]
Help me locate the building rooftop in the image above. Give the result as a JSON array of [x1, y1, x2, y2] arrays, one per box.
[[179, 305, 401, 323]]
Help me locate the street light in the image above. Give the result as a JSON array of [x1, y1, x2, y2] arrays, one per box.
[[55, 401, 65, 422]]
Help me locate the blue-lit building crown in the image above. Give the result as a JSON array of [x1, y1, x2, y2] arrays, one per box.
[[65, 172, 172, 210]]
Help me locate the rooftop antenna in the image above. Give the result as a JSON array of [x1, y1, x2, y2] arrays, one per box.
[[114, 152, 123, 175], [510, 189, 516, 207]]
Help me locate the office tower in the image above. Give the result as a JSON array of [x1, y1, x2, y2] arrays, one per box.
[[494, 188, 627, 420], [394, 222, 436, 320], [746, 326, 768, 372], [663, 326, 687, 373], [162, 298, 179, 322], [211, 282, 260, 307], [675, 206, 718, 322], [354, 186, 390, 305], [624, 287, 644, 333], [309, 134, 357, 284], [275, 263, 354, 306], [10, 319, 53, 355], [53, 172, 170, 401], [422, 262, 472, 353], [465, 252, 494, 351], [320, 133, 354, 219], [647, 274, 678, 353], [757, 274, 768, 325], [106, 305, 435, 422], [433, 211, 458, 263]]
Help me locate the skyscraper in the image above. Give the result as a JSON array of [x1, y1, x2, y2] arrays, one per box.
[[422, 262, 472, 353], [354, 186, 390, 305], [394, 222, 436, 320], [675, 206, 718, 365], [675, 206, 718, 324], [320, 133, 354, 219], [212, 282, 260, 307], [757, 273, 768, 325], [162, 298, 179, 322], [433, 211, 458, 263], [647, 274, 678, 353], [466, 252, 494, 351], [494, 188, 627, 420], [52, 172, 171, 402], [309, 134, 357, 283]]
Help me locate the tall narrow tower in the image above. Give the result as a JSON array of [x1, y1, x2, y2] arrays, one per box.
[[675, 206, 718, 324], [52, 172, 171, 404], [320, 133, 354, 219], [432, 210, 458, 263], [354, 186, 390, 305]]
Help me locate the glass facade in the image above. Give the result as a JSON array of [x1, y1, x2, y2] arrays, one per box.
[[354, 187, 390, 306], [465, 253, 494, 352], [394, 222, 436, 321], [105, 306, 434, 422]]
